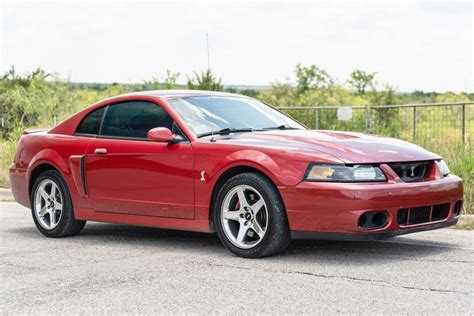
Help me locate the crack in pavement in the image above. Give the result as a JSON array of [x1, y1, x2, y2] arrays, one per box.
[[377, 239, 474, 251], [0, 261, 38, 272], [287, 247, 473, 264], [208, 263, 471, 295]]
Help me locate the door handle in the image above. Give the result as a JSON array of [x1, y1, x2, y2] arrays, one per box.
[[94, 148, 107, 154]]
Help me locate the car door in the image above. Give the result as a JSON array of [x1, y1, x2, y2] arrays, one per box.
[[84, 101, 195, 219]]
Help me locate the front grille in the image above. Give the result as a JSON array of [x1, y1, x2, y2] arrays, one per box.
[[409, 206, 430, 224], [397, 203, 451, 226], [388, 161, 430, 182], [432, 203, 450, 221]]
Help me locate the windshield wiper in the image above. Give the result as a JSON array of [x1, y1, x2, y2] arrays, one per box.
[[262, 125, 301, 130], [197, 128, 256, 138]]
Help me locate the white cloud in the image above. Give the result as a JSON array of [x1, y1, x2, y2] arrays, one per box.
[[1, 1, 472, 92]]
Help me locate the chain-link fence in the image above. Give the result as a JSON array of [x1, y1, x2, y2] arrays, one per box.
[[278, 102, 473, 145]]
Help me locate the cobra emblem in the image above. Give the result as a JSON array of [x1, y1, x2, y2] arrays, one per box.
[[410, 166, 415, 177]]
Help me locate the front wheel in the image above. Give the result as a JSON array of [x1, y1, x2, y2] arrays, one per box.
[[31, 170, 86, 237], [214, 172, 291, 258]]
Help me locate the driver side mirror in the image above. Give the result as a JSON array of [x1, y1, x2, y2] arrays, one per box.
[[147, 127, 183, 143]]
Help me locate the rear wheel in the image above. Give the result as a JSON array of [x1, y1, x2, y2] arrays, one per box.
[[31, 170, 86, 237], [214, 172, 291, 258]]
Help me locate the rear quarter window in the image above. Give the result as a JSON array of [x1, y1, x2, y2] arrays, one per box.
[[76, 107, 105, 135]]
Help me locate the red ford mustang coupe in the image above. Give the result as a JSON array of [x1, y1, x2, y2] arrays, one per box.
[[9, 91, 463, 257]]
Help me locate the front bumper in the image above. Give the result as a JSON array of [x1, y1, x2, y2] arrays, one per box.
[[291, 218, 458, 240], [281, 174, 463, 237]]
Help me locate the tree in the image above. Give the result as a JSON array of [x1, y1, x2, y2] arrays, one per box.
[[186, 69, 223, 91], [295, 63, 333, 93], [143, 70, 180, 90], [368, 84, 395, 105], [162, 70, 180, 89], [257, 82, 297, 107], [435, 91, 470, 103], [1, 67, 49, 138], [0, 67, 76, 140], [368, 84, 400, 136], [348, 70, 376, 95]]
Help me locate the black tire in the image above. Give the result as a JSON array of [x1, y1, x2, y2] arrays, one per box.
[[214, 172, 291, 258], [30, 170, 86, 237]]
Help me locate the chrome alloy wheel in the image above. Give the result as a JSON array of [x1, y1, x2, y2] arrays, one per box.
[[34, 179, 63, 230], [221, 184, 268, 249]]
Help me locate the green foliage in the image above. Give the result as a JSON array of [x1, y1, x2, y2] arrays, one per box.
[[258, 83, 298, 107], [162, 70, 181, 90], [421, 140, 473, 214], [370, 84, 396, 105], [0, 67, 74, 140], [143, 70, 181, 90], [348, 70, 376, 95], [368, 85, 400, 136], [186, 69, 223, 91], [224, 87, 259, 98], [0, 140, 17, 187], [435, 92, 471, 103], [295, 63, 334, 93]]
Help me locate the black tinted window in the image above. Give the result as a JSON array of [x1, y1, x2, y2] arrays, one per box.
[[101, 102, 174, 139], [76, 107, 105, 135]]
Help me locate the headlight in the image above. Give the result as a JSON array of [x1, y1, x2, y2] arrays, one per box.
[[304, 163, 387, 182], [437, 160, 450, 177]]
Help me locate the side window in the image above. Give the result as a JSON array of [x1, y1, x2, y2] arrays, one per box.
[[100, 101, 174, 139], [76, 107, 105, 135]]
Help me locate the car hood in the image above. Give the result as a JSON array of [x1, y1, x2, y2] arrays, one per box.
[[213, 130, 440, 164]]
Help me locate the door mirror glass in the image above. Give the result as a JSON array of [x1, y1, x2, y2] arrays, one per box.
[[147, 127, 175, 142]]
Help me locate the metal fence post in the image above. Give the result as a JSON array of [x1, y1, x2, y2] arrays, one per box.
[[412, 106, 417, 143], [314, 109, 319, 129], [364, 105, 368, 132], [461, 103, 466, 143], [369, 107, 373, 132], [276, 102, 473, 142]]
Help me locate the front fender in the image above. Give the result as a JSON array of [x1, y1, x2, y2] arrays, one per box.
[[210, 149, 283, 186], [193, 148, 310, 221]]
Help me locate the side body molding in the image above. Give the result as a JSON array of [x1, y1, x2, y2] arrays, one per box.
[[69, 155, 87, 197]]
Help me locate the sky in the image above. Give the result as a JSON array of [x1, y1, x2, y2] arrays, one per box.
[[1, 1, 473, 92]]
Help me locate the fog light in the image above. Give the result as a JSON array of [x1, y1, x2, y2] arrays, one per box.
[[358, 211, 388, 229], [358, 214, 368, 228], [372, 212, 388, 227]]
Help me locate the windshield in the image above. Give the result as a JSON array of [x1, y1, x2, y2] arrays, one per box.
[[168, 96, 305, 136]]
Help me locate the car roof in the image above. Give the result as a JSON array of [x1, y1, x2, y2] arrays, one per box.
[[122, 90, 248, 100]]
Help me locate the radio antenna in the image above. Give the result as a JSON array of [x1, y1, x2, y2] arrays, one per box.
[[206, 33, 211, 94], [206, 33, 215, 141]]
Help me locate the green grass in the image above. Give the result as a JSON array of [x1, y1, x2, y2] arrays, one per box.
[[422, 140, 473, 214], [453, 222, 474, 230], [453, 217, 474, 230], [0, 140, 16, 188]]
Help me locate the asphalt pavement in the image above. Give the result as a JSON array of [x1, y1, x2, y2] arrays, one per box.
[[1, 201, 473, 314]]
